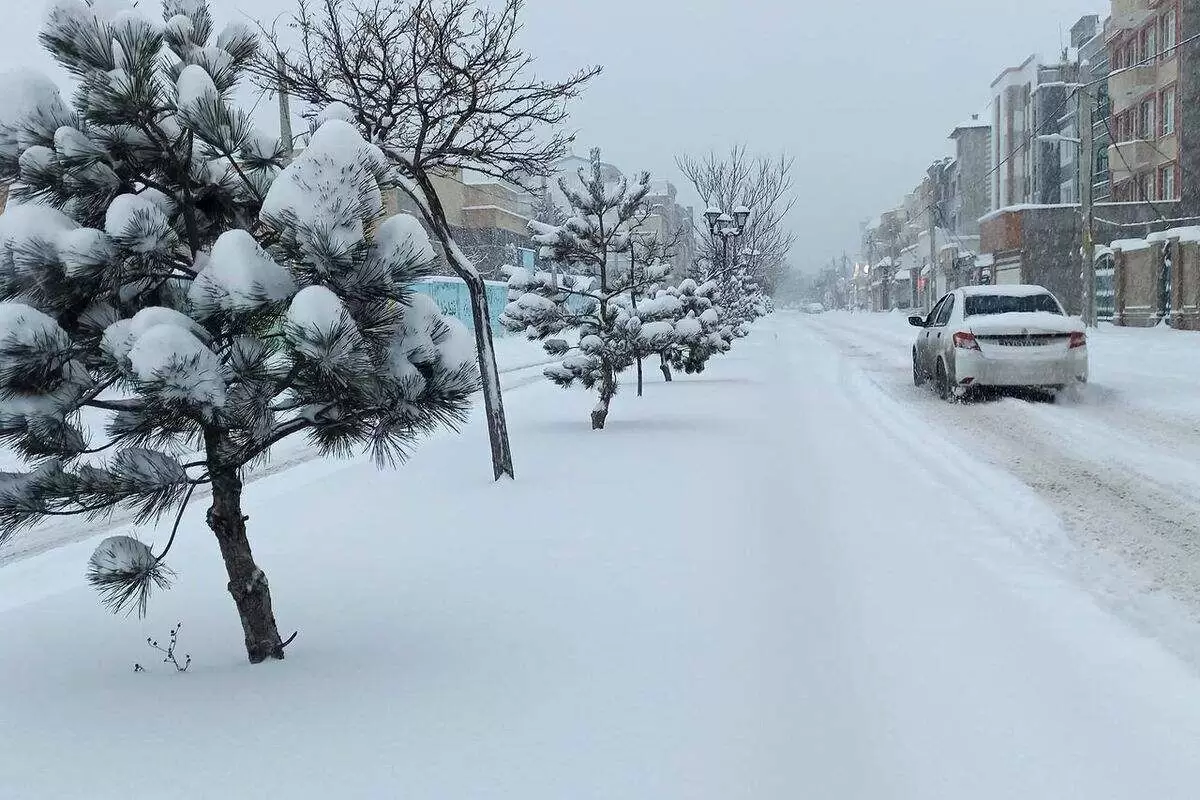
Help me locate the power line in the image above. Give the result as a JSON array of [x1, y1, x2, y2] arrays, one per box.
[[874, 28, 1200, 240], [1084, 30, 1200, 90], [1100, 113, 1173, 221]]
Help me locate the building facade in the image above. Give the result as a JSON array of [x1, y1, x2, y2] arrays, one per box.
[[991, 56, 1039, 208], [643, 178, 696, 279], [947, 115, 993, 243], [1105, 0, 1191, 209], [1071, 15, 1113, 204]]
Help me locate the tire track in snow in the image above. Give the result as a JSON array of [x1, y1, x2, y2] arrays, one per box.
[[803, 314, 1200, 637]]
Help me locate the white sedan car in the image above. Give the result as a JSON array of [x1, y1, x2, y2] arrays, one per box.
[[909, 285, 1088, 401]]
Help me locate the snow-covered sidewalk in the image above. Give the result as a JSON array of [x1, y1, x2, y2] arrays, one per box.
[[3, 317, 1200, 798]]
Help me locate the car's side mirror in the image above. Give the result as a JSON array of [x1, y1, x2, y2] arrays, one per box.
[[908, 314, 927, 328]]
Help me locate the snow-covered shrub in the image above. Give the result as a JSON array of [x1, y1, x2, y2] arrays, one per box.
[[500, 149, 677, 429], [662, 278, 730, 376], [0, 0, 478, 664]]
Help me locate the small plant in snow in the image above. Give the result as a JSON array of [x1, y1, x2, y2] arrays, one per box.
[[136, 622, 191, 672], [500, 149, 677, 429], [0, 0, 478, 664]]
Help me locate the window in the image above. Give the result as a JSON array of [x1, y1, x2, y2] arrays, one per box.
[[1141, 172, 1156, 200], [964, 293, 1063, 317], [1162, 8, 1178, 54], [1140, 99, 1155, 139], [1161, 165, 1177, 200], [1142, 25, 1157, 61], [1097, 84, 1111, 118], [1162, 87, 1176, 135], [1096, 148, 1109, 177], [934, 295, 955, 326]]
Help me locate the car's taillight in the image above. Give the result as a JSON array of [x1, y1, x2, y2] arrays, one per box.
[[953, 332, 980, 351], [1069, 332, 1087, 349]]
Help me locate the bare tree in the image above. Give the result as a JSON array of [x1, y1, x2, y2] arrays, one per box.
[[253, 0, 600, 479], [676, 146, 796, 294]]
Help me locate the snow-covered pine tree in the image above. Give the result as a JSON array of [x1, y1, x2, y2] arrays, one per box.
[[0, 0, 478, 664], [626, 287, 681, 386], [532, 181, 567, 227], [698, 263, 767, 352], [662, 278, 729, 377], [501, 148, 675, 429]]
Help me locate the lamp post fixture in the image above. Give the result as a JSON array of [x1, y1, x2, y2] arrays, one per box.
[[704, 202, 752, 273]]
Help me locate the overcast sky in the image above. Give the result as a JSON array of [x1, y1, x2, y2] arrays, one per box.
[[6, 0, 1103, 270]]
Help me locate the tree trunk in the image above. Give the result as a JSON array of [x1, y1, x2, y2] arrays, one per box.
[[411, 176, 515, 480], [591, 363, 616, 430], [204, 429, 285, 664], [457, 266, 515, 480], [636, 356, 644, 397], [659, 353, 673, 382]]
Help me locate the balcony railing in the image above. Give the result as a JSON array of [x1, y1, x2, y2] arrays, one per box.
[[1109, 64, 1157, 113], [1108, 140, 1159, 181], [1109, 0, 1154, 34]]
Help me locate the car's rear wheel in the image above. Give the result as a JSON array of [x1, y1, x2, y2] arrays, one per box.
[[913, 350, 926, 386], [935, 360, 952, 402]]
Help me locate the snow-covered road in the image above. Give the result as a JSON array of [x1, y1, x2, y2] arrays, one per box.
[[804, 311, 1200, 656], [752, 314, 1200, 796], [3, 314, 1200, 798]]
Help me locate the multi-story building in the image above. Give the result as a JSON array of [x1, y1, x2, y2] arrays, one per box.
[[947, 115, 992, 242], [990, 53, 1082, 207], [643, 178, 696, 279], [1066, 15, 1113, 204], [991, 56, 1039, 208], [381, 167, 538, 279], [1055, 16, 1102, 204], [1031, 59, 1084, 204], [544, 152, 624, 211], [1105, 0, 1190, 208]]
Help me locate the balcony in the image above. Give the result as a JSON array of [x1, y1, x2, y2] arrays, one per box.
[[1108, 140, 1158, 182], [1109, 0, 1154, 34], [1109, 64, 1157, 113]]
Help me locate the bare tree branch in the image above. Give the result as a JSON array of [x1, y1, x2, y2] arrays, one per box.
[[248, 0, 601, 480], [676, 145, 796, 293]]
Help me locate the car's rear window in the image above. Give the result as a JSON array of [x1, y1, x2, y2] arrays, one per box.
[[964, 293, 1061, 316]]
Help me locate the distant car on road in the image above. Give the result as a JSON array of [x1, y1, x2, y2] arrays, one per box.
[[909, 285, 1088, 401], [804, 302, 825, 314]]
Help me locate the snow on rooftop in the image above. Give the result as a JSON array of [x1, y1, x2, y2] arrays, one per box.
[[979, 203, 1079, 224], [951, 115, 992, 135], [1146, 226, 1200, 244], [1110, 238, 1152, 252]]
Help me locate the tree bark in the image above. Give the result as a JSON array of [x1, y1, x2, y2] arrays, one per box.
[[591, 363, 616, 430], [636, 356, 644, 397], [204, 428, 285, 664], [659, 353, 673, 382], [410, 174, 515, 480]]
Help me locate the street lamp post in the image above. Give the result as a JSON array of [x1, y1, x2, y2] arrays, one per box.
[[704, 203, 752, 274]]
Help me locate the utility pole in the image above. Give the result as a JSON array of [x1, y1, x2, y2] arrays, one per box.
[[928, 188, 939, 311], [1079, 85, 1096, 327]]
